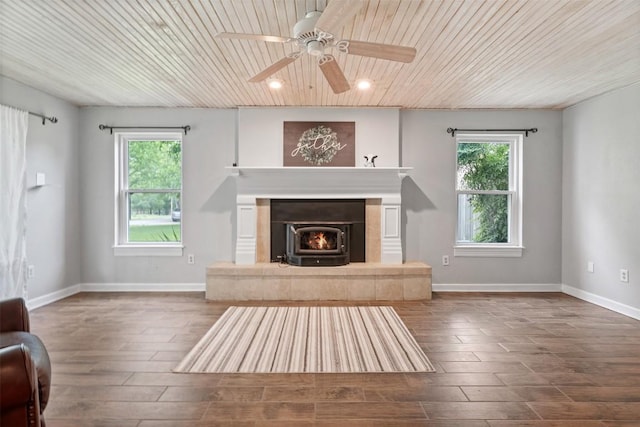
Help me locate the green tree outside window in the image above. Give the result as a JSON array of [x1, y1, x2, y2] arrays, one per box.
[[457, 142, 510, 243]]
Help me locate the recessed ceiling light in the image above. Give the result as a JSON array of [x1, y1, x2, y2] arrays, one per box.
[[267, 78, 284, 89], [356, 79, 372, 90]]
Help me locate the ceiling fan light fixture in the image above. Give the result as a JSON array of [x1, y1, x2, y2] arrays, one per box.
[[306, 40, 324, 56], [221, 1, 415, 95], [267, 78, 284, 89], [356, 79, 372, 90]]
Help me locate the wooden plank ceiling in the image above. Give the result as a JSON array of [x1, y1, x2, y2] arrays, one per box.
[[1, 0, 638, 109]]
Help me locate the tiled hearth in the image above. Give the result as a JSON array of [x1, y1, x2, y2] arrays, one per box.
[[206, 262, 432, 301], [206, 167, 431, 301]]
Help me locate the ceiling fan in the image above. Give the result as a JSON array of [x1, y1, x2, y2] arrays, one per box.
[[215, 0, 417, 94]]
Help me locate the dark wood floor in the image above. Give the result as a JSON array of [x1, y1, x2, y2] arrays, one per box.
[[30, 291, 640, 426]]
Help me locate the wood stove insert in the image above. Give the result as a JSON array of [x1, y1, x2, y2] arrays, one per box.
[[286, 222, 350, 266], [270, 199, 365, 265]]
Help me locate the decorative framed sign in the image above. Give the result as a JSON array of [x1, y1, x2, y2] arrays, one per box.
[[283, 121, 355, 166]]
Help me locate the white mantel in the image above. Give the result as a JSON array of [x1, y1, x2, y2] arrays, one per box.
[[229, 167, 411, 265]]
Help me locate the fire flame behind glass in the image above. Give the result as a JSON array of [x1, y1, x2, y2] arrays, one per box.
[[301, 231, 337, 250]]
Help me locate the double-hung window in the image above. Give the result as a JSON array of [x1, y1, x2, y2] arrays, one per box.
[[455, 133, 523, 257], [114, 132, 183, 256]]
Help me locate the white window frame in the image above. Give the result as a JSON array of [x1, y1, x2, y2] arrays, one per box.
[[454, 133, 523, 258], [113, 132, 183, 256]]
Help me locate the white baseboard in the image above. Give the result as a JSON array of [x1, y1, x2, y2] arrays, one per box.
[[27, 284, 82, 310], [27, 283, 205, 310], [433, 283, 562, 292], [80, 282, 205, 292], [562, 284, 640, 321]]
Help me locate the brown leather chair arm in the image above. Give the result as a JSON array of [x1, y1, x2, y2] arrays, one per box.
[[0, 298, 30, 333], [0, 344, 40, 411]]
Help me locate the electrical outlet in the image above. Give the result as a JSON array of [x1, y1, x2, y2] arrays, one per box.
[[442, 255, 450, 266], [27, 265, 35, 279], [187, 254, 195, 265], [587, 261, 594, 273], [620, 269, 629, 283]]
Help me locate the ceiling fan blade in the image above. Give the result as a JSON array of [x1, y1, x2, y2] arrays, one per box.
[[215, 32, 292, 43], [315, 0, 365, 36], [248, 56, 298, 82], [339, 40, 417, 63], [319, 55, 350, 94]]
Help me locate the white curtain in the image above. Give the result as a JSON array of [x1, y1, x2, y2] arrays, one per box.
[[0, 104, 29, 300]]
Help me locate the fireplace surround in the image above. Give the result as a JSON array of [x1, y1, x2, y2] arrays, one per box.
[[206, 166, 432, 301], [229, 166, 410, 265]]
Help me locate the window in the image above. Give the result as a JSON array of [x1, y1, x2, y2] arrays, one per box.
[[114, 132, 183, 256], [455, 134, 523, 257]]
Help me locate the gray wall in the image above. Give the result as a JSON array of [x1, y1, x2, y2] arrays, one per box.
[[79, 107, 237, 283], [1, 76, 568, 294], [401, 110, 563, 285], [3, 75, 637, 314], [562, 83, 640, 308], [78, 108, 564, 287], [0, 76, 81, 299]]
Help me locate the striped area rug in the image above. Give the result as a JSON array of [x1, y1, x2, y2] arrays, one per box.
[[174, 306, 435, 373]]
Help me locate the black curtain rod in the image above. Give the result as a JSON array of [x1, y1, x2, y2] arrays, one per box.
[[447, 127, 537, 137], [28, 111, 58, 125], [98, 124, 191, 135]]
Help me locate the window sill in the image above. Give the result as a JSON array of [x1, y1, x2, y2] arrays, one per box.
[[454, 245, 523, 258], [113, 245, 184, 257]]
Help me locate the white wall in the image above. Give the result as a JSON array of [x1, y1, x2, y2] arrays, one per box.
[[238, 108, 400, 167], [0, 76, 81, 300], [562, 83, 640, 311], [402, 110, 564, 287], [79, 107, 237, 284]]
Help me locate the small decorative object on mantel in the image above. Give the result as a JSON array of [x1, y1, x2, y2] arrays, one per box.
[[284, 121, 355, 167], [363, 154, 377, 167]]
